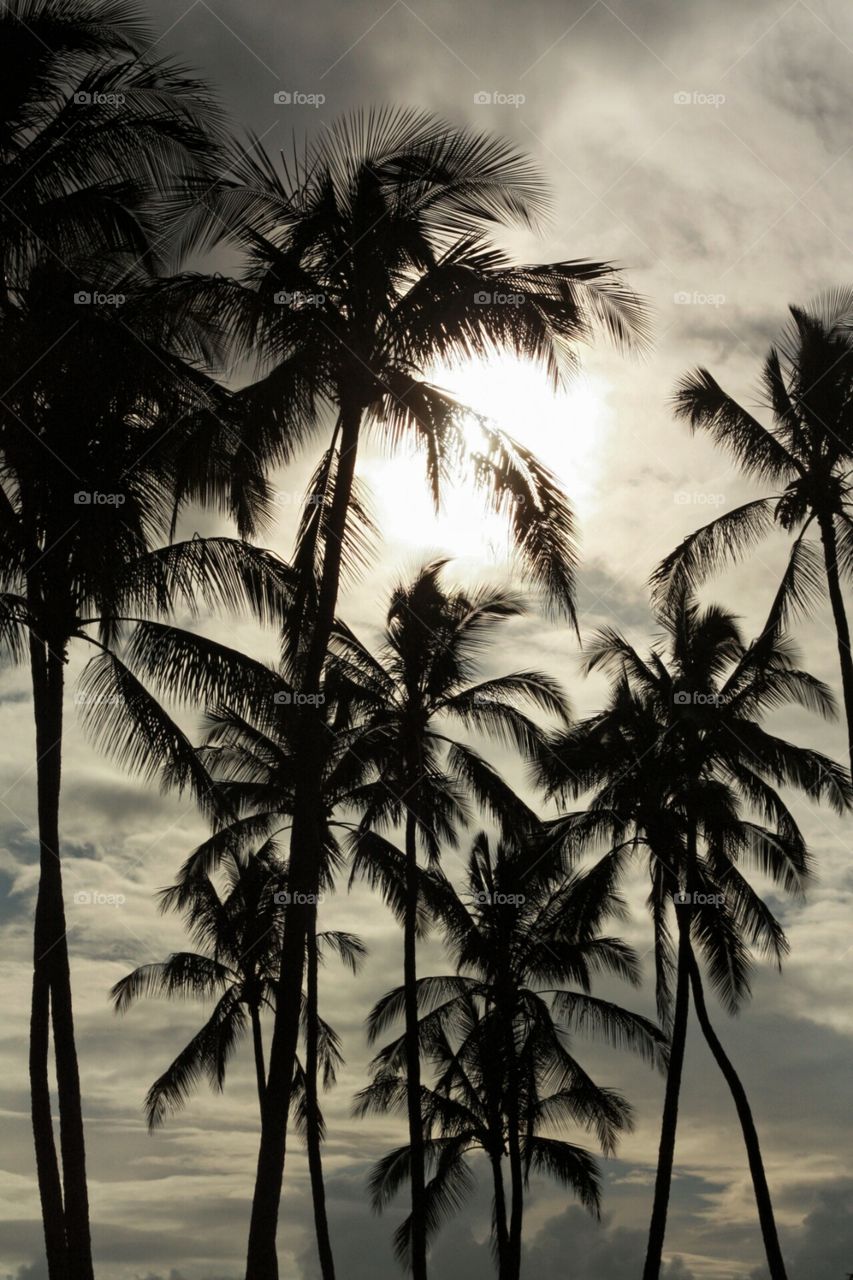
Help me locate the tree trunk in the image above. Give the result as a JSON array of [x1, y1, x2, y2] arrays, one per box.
[[29, 650, 69, 1279], [817, 512, 853, 771], [250, 1002, 266, 1116], [489, 1149, 510, 1280], [642, 902, 692, 1280], [403, 808, 428, 1280], [306, 909, 337, 1280], [29, 630, 94, 1280], [688, 954, 788, 1280], [503, 1026, 524, 1280], [245, 401, 362, 1279]]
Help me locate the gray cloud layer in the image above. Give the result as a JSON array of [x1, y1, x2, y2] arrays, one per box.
[[3, 0, 853, 1276]]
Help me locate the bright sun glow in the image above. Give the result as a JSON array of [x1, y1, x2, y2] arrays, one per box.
[[362, 356, 612, 573]]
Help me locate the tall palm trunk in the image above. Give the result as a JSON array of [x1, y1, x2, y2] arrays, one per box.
[[642, 903, 691, 1280], [488, 1148, 510, 1279], [688, 954, 788, 1280], [250, 1001, 266, 1114], [29, 628, 94, 1280], [29, 640, 69, 1280], [306, 909, 337, 1280], [817, 512, 853, 771], [503, 1023, 524, 1280], [403, 807, 428, 1280], [246, 402, 362, 1278]]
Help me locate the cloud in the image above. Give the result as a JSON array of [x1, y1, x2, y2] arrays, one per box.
[[522, 1205, 698, 1279]]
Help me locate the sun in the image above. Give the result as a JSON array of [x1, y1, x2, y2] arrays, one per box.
[[361, 355, 612, 571]]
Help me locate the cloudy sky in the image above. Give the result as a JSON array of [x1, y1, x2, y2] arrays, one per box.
[[3, 0, 853, 1277]]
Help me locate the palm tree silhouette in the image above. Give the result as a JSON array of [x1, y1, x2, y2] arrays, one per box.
[[654, 290, 853, 770], [113, 847, 291, 1122], [0, 267, 291, 1280], [337, 561, 569, 1274], [0, 7, 243, 1272], [358, 830, 665, 1279], [0, 0, 222, 296], [185, 109, 650, 1278], [112, 844, 364, 1274], [159, 652, 379, 1280], [536, 593, 851, 1280]]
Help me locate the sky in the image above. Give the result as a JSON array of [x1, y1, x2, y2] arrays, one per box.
[[2, 0, 853, 1277]]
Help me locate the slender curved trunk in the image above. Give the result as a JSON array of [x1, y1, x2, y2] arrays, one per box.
[[688, 954, 788, 1280], [29, 650, 68, 1280], [489, 1149, 510, 1279], [642, 902, 692, 1280], [503, 1027, 524, 1280], [30, 965, 67, 1280], [306, 909, 336, 1280], [245, 401, 362, 1278], [250, 1002, 266, 1115], [29, 629, 94, 1280], [817, 512, 853, 771], [403, 807, 428, 1280]]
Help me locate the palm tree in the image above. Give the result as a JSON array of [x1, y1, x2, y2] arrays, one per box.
[[0, 267, 289, 1280], [185, 109, 650, 1277], [357, 831, 666, 1279], [0, 6, 238, 1273], [111, 844, 364, 1280], [120, 616, 391, 1280], [654, 289, 853, 770], [0, 0, 229, 320], [335, 561, 570, 1276], [112, 846, 290, 1122], [536, 593, 851, 1280]]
